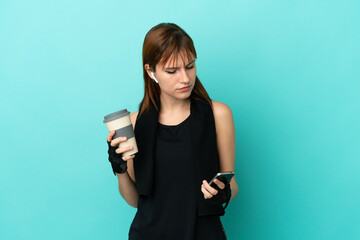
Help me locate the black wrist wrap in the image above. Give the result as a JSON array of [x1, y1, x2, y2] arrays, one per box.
[[208, 180, 232, 210], [107, 141, 128, 175]]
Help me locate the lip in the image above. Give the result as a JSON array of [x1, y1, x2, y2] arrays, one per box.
[[178, 86, 191, 92]]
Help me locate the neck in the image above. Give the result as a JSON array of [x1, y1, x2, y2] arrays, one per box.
[[159, 92, 191, 114]]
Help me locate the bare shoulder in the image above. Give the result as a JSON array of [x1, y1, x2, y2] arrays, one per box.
[[211, 101, 233, 120], [211, 100, 235, 134], [130, 111, 139, 128]]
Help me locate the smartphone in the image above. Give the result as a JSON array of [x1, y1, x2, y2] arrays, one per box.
[[209, 171, 235, 186]]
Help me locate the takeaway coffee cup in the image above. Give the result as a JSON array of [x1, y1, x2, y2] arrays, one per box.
[[103, 109, 138, 156]]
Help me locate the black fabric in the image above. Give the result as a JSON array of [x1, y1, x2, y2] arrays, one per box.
[[107, 140, 127, 175], [133, 92, 227, 216], [129, 114, 226, 240], [208, 180, 231, 209]]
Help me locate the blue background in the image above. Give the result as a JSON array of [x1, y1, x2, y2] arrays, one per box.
[[1, 0, 359, 239]]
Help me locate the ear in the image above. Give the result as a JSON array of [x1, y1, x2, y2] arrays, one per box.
[[144, 63, 154, 79]]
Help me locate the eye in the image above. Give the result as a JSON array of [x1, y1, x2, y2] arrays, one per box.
[[166, 65, 194, 74]]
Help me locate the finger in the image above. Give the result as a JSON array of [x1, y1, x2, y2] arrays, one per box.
[[214, 179, 225, 189], [201, 185, 210, 199], [202, 180, 218, 196], [114, 136, 127, 145], [115, 145, 134, 154], [122, 154, 135, 161], [201, 184, 213, 199], [110, 137, 127, 148], [107, 130, 116, 142]]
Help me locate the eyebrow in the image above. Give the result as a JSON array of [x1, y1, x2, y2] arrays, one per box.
[[164, 60, 196, 70]]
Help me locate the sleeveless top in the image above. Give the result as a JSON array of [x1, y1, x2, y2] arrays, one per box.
[[133, 93, 225, 216], [129, 114, 198, 239]]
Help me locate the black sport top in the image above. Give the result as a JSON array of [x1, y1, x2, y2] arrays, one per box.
[[128, 114, 226, 240]]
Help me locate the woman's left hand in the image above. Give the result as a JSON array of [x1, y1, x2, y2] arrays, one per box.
[[201, 179, 225, 199]]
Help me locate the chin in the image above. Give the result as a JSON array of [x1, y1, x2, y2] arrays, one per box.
[[178, 90, 192, 98]]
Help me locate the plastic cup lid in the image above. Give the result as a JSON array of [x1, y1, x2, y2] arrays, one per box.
[[103, 109, 130, 123]]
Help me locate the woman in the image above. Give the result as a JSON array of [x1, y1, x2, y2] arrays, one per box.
[[106, 23, 239, 240]]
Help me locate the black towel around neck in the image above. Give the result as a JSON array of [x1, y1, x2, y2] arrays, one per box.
[[133, 91, 217, 198]]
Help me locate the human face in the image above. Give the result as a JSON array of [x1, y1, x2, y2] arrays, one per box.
[[148, 52, 197, 100]]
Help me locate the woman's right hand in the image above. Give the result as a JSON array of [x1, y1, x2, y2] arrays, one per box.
[[107, 130, 135, 175], [107, 130, 135, 161]]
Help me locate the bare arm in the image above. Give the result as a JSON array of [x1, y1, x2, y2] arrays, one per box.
[[212, 101, 239, 201], [108, 111, 139, 208], [115, 171, 138, 208]]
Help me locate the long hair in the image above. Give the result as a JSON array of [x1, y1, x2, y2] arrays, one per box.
[[139, 23, 212, 116]]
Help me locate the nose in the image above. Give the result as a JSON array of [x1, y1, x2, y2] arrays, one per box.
[[180, 68, 190, 83]]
